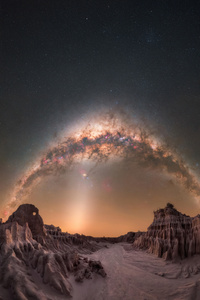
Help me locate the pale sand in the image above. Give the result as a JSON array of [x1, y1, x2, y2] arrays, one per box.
[[71, 243, 200, 300]]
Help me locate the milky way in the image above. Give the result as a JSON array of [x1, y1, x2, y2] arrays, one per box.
[[5, 111, 200, 215]]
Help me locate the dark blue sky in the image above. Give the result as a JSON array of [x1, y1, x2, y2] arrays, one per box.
[[1, 0, 200, 214]]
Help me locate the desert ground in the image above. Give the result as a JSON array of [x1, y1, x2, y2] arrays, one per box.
[[70, 243, 200, 300], [1, 241, 200, 299]]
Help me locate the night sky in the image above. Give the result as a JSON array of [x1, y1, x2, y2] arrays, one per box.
[[1, 1, 200, 236]]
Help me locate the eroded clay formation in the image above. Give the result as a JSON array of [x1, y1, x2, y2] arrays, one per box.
[[0, 204, 106, 300], [133, 203, 200, 260], [2, 202, 200, 300]]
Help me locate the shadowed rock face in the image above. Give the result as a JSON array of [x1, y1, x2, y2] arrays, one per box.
[[133, 203, 200, 260], [6, 204, 46, 238]]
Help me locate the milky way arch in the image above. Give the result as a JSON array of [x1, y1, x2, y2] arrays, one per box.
[[5, 111, 200, 214]]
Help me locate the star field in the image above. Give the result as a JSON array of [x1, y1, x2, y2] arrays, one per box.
[[1, 1, 200, 235]]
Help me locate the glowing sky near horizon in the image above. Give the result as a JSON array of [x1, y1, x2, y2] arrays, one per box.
[[2, 111, 200, 236]]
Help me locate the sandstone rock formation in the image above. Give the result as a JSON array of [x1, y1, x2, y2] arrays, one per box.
[[133, 203, 200, 260], [6, 204, 46, 239], [0, 204, 107, 300]]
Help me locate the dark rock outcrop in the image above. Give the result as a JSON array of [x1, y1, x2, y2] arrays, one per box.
[[74, 259, 106, 282], [114, 231, 143, 243], [6, 204, 46, 238], [133, 203, 200, 260]]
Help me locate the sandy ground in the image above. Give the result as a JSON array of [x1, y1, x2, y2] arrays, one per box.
[[70, 243, 200, 300], [2, 243, 200, 299]]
